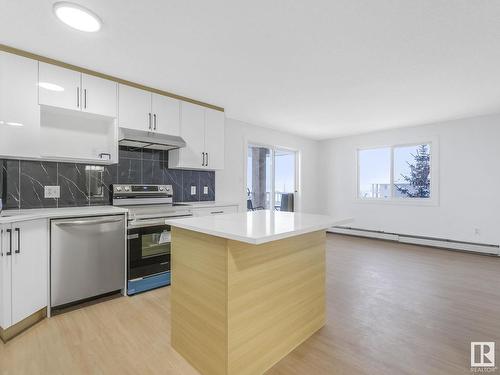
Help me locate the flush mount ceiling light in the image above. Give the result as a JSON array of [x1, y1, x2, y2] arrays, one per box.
[[38, 82, 65, 91], [0, 121, 24, 127], [53, 2, 102, 32]]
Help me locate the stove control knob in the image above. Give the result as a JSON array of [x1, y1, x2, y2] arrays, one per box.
[[124, 186, 130, 192], [159, 187, 164, 191], [116, 187, 122, 192]]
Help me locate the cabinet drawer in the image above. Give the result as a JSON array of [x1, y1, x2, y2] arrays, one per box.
[[192, 205, 238, 217]]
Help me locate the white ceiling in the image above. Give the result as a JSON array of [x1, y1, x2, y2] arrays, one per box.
[[2, 1, 500, 140]]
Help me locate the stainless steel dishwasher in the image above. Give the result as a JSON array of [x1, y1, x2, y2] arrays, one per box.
[[50, 215, 125, 308]]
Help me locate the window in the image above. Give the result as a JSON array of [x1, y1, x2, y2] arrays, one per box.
[[358, 143, 432, 200]]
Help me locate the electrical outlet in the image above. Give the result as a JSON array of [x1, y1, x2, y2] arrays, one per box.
[[44, 186, 60, 199], [474, 228, 480, 236], [191, 185, 196, 195], [203, 186, 209, 195]]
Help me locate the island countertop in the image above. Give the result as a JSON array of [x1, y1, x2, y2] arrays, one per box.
[[165, 210, 350, 245]]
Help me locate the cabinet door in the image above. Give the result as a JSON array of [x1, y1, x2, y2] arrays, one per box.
[[204, 108, 225, 169], [118, 84, 152, 131], [11, 219, 48, 325], [152, 94, 180, 136], [172, 102, 205, 169], [0, 52, 40, 159], [81, 74, 117, 117], [0, 225, 12, 328], [39, 62, 81, 111]]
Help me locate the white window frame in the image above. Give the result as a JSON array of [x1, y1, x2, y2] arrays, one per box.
[[356, 139, 439, 206]]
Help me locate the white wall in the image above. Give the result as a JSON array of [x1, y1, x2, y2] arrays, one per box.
[[216, 118, 321, 214], [319, 113, 500, 245]]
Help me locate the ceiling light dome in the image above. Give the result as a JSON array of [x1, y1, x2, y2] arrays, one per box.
[[53, 2, 102, 32]]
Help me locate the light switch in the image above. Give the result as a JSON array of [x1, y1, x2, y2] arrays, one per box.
[[191, 185, 196, 195], [203, 186, 209, 195], [44, 185, 60, 199]]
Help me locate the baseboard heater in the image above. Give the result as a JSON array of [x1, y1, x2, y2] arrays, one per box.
[[329, 226, 500, 255]]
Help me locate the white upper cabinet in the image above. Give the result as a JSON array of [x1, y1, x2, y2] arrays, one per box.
[[0, 51, 40, 159], [204, 108, 225, 170], [168, 102, 225, 170], [118, 84, 152, 131], [39, 63, 117, 117], [39, 62, 81, 111], [152, 94, 180, 136], [119, 84, 180, 136], [175, 102, 206, 169], [81, 74, 117, 117]]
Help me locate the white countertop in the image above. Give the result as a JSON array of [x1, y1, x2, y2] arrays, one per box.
[[165, 210, 351, 245], [0, 206, 128, 224]]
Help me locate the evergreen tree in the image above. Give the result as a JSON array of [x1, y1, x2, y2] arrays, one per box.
[[395, 144, 430, 198]]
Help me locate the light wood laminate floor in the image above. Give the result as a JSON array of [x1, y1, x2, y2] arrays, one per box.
[[1, 234, 499, 375]]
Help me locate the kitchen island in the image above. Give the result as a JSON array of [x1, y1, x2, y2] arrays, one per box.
[[165, 210, 346, 375]]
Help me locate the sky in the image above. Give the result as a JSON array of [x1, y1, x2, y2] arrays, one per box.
[[359, 144, 430, 197]]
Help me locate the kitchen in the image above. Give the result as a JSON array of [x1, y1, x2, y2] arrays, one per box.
[[2, 2, 500, 375], [0, 7, 338, 373]]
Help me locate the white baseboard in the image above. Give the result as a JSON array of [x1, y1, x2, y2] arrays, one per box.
[[329, 227, 499, 255]]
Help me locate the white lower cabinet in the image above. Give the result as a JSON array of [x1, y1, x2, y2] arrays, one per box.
[[0, 224, 12, 329], [0, 219, 48, 329]]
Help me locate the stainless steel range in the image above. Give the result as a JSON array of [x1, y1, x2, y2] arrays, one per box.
[[111, 184, 192, 295]]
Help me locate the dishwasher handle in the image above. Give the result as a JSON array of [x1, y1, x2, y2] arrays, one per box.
[[54, 217, 123, 226]]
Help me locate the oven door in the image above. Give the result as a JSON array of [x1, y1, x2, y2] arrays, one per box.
[[128, 224, 171, 280]]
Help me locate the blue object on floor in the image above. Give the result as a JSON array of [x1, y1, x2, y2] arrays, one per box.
[[127, 272, 171, 295]]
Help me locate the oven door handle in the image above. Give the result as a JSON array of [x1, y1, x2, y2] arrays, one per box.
[[128, 214, 192, 228], [128, 219, 166, 228]]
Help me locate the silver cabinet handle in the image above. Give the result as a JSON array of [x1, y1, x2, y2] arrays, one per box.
[[77, 87, 80, 108], [210, 211, 224, 214], [55, 217, 123, 226], [14, 227, 20, 254], [148, 113, 152, 130], [153, 113, 157, 131], [0, 229, 3, 256], [84, 89, 87, 109], [202, 152, 205, 166], [6, 228, 12, 256], [206, 152, 209, 167]]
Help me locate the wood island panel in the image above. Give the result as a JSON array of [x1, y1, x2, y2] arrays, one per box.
[[171, 228, 326, 375], [171, 228, 228, 375]]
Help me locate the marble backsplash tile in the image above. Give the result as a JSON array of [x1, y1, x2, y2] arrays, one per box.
[[20, 160, 58, 209], [0, 147, 216, 209]]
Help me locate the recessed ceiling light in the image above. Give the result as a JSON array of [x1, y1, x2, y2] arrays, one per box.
[[38, 82, 65, 91], [53, 2, 102, 32]]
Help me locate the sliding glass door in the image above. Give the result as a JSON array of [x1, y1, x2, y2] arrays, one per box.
[[247, 144, 296, 212]]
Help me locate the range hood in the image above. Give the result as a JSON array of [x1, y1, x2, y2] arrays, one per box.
[[118, 128, 186, 151]]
